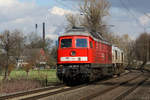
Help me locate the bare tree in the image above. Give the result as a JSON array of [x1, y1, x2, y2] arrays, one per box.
[[0, 30, 25, 79], [25, 33, 53, 52], [65, 0, 110, 39], [25, 33, 43, 49], [66, 14, 79, 29], [0, 30, 17, 80], [104, 33, 136, 67], [126, 41, 136, 67], [49, 46, 57, 67], [12, 30, 25, 61], [121, 34, 135, 67], [23, 33, 53, 69], [104, 32, 121, 46], [80, 0, 110, 38], [135, 32, 150, 69]]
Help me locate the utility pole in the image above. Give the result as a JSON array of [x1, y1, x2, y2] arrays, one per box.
[[4, 33, 9, 80], [35, 24, 38, 34], [147, 38, 149, 62], [43, 22, 45, 50]]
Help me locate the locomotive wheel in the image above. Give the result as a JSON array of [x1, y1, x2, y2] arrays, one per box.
[[57, 73, 63, 81], [117, 74, 120, 76], [81, 74, 89, 83]]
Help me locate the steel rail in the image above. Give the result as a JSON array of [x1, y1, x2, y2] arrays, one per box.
[[0, 84, 64, 100], [79, 74, 142, 100], [21, 84, 87, 100], [113, 77, 148, 100]]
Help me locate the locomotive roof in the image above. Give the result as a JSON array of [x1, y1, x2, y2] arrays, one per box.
[[60, 29, 112, 46], [112, 45, 123, 53]]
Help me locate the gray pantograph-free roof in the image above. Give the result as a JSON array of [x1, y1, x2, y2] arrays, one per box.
[[61, 28, 112, 46]]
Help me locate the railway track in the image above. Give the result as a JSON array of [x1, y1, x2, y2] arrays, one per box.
[[123, 76, 150, 100], [0, 83, 89, 100], [20, 84, 88, 100], [0, 70, 132, 100], [80, 73, 147, 100], [79, 74, 142, 100], [113, 77, 148, 100], [0, 84, 65, 100]]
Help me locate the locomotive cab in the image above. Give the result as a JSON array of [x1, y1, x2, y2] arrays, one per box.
[[57, 32, 93, 84], [57, 35, 93, 64]]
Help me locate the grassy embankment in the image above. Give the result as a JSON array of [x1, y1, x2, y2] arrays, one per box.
[[0, 69, 60, 95], [0, 69, 59, 83]]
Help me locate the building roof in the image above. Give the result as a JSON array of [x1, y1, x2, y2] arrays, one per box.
[[21, 48, 47, 61]]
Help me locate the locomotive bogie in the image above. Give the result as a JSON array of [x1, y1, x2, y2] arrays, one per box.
[[57, 64, 91, 85]]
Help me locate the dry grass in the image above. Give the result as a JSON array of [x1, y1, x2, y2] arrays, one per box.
[[0, 69, 60, 95], [0, 78, 42, 95]]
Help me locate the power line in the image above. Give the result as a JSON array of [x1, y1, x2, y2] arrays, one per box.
[[119, 0, 145, 29], [126, 0, 150, 32], [54, 0, 77, 11], [127, 0, 148, 16], [127, 0, 150, 20]]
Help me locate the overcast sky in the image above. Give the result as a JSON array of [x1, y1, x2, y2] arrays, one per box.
[[0, 0, 150, 40]]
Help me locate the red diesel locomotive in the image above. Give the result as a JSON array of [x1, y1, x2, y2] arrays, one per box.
[[57, 29, 124, 85]]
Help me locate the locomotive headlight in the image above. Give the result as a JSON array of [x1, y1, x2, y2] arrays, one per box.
[[70, 51, 76, 56]]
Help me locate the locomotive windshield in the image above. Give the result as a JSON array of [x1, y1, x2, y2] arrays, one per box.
[[76, 38, 88, 48], [61, 39, 72, 48]]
